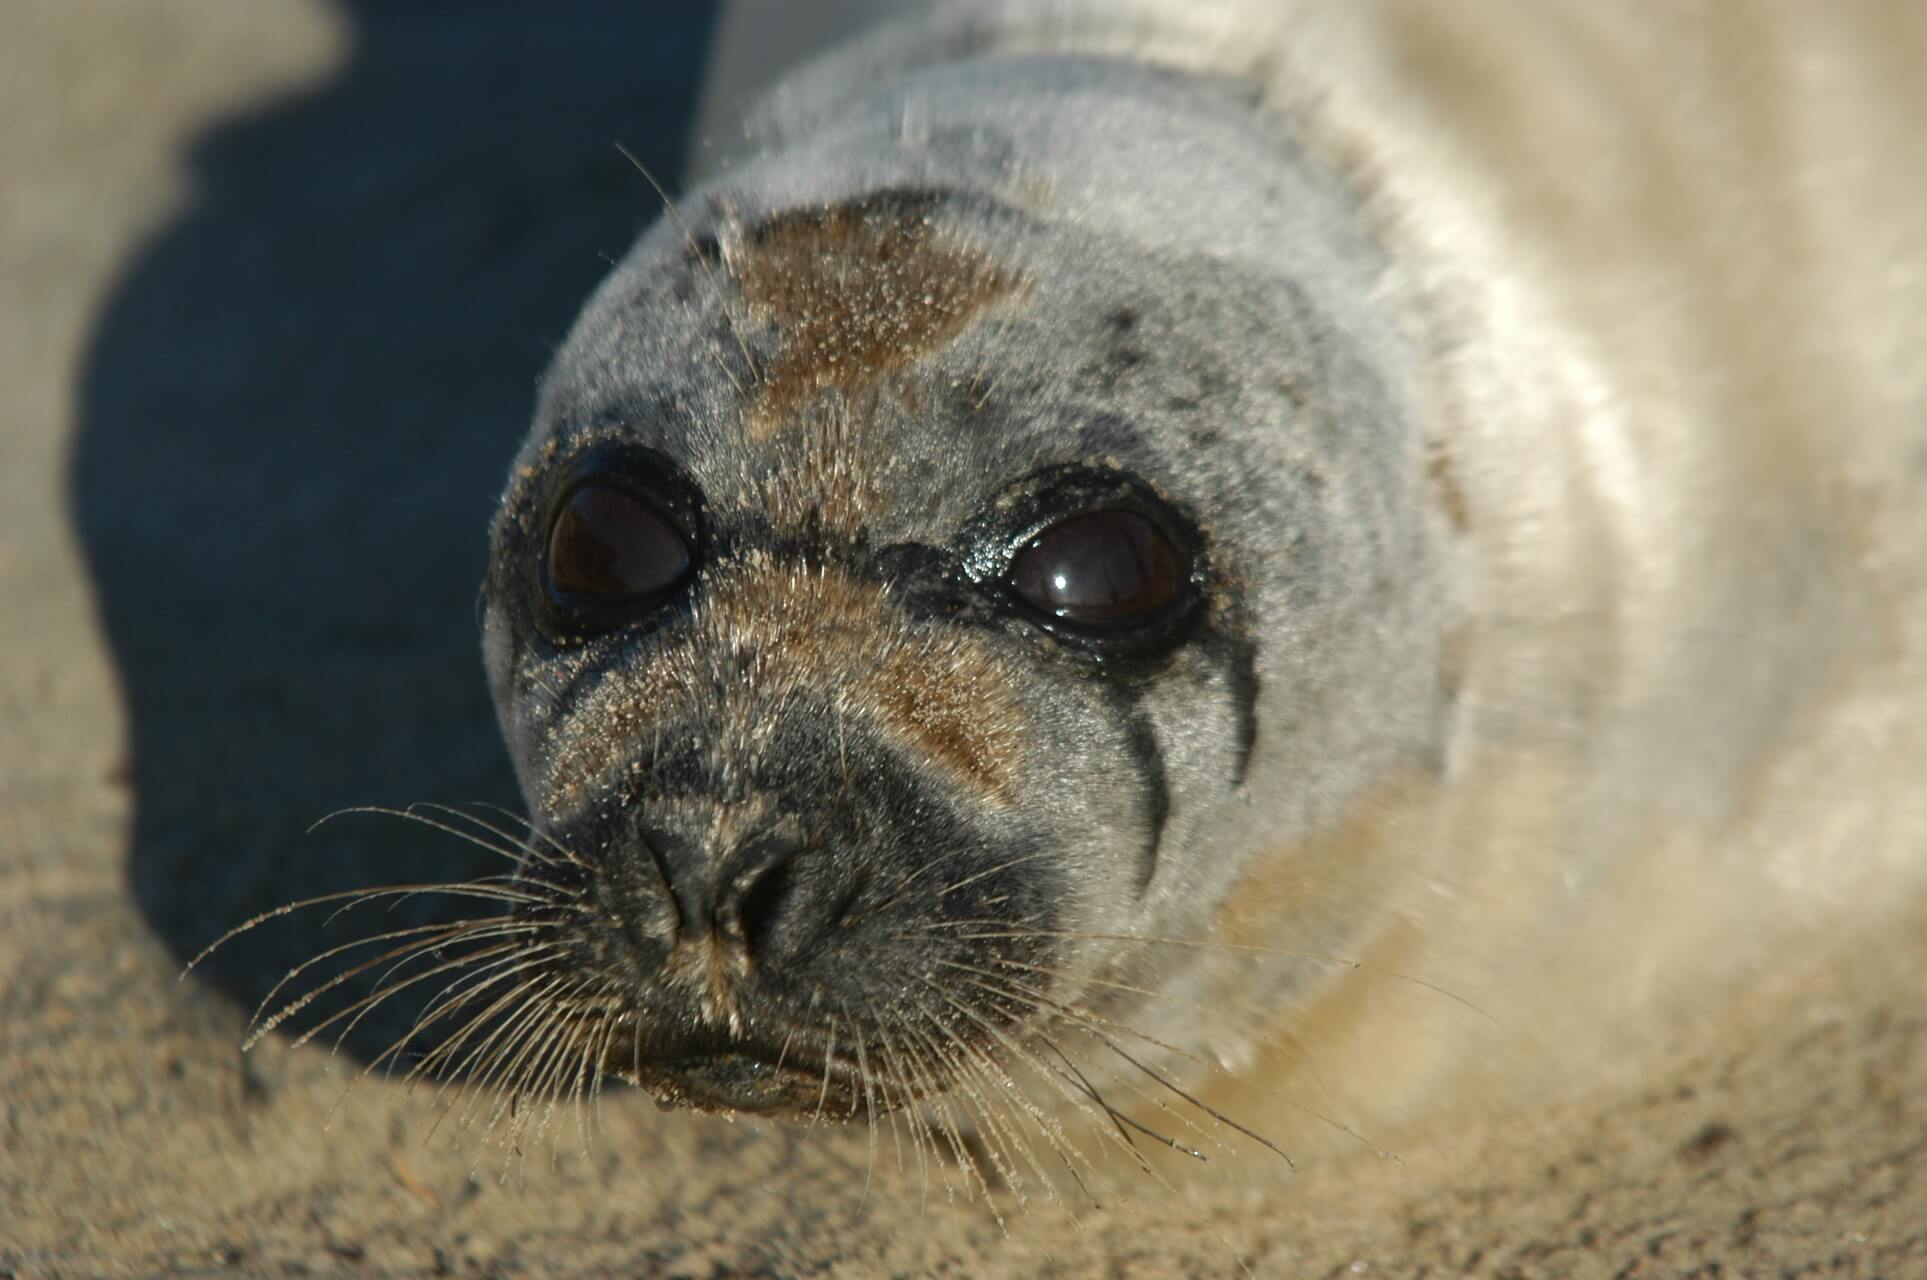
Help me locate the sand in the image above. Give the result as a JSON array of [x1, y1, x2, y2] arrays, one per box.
[[1, 3, 1921, 1275]]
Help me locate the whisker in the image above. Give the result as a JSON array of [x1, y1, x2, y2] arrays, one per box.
[[940, 963, 1297, 1170], [332, 928, 550, 1055], [277, 938, 529, 1056], [466, 802, 597, 876], [308, 805, 534, 869], [407, 957, 569, 1098], [810, 1016, 840, 1128], [892, 1024, 995, 1217], [311, 806, 602, 909], [372, 948, 563, 1083], [910, 975, 1139, 1195], [451, 973, 573, 1122], [934, 923, 1496, 1027], [840, 1001, 882, 1216], [1038, 1035, 1202, 1164], [934, 944, 1396, 1160], [899, 1012, 1049, 1215], [613, 142, 762, 393], [849, 845, 1057, 929], [309, 942, 543, 1129], [245, 913, 520, 1030], [474, 978, 597, 1156], [405, 802, 579, 873], [418, 976, 566, 1149], [868, 1022, 932, 1207]]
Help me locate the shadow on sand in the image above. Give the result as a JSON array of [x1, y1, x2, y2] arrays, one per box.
[[72, 2, 719, 1063]]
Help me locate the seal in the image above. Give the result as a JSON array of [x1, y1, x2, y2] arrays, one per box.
[[229, 0, 1927, 1189]]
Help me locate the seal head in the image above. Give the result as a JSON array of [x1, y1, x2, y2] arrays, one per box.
[[479, 57, 1455, 1122]]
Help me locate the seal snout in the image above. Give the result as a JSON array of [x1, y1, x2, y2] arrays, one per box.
[[634, 812, 834, 1035], [517, 733, 1066, 1121]]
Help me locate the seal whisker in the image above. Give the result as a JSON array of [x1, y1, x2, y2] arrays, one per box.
[[837, 999, 884, 1214], [406, 956, 572, 1098], [930, 849, 1061, 903], [968, 949, 1383, 1150], [306, 945, 556, 1132], [868, 1021, 936, 1207], [413, 977, 563, 1149], [905, 963, 1140, 1218], [891, 1024, 999, 1219], [851, 846, 1063, 930], [612, 141, 762, 392], [524, 992, 595, 1147], [809, 1014, 840, 1129], [943, 1024, 1109, 1218], [403, 940, 568, 1041], [936, 923, 1496, 1027], [910, 972, 1155, 1192], [948, 971, 1248, 1172], [333, 927, 554, 1054], [244, 913, 526, 1031], [184, 880, 553, 979], [560, 991, 623, 1153], [455, 973, 577, 1132], [906, 978, 1088, 1171], [519, 1005, 590, 1161], [370, 947, 566, 1084], [403, 801, 587, 874], [243, 923, 521, 1051], [475, 979, 600, 1160], [518, 985, 621, 1156], [275, 937, 532, 1056], [917, 1043, 1025, 1217], [863, 1017, 915, 1177], [314, 878, 567, 933], [1037, 1034, 1205, 1167], [940, 964, 1296, 1169], [900, 1013, 1055, 1214], [877, 1037, 954, 1206], [309, 805, 547, 870]]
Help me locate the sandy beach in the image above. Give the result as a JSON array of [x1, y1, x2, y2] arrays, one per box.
[[1, 3, 1921, 1275]]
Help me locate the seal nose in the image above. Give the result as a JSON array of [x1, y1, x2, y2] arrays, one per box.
[[645, 818, 807, 962]]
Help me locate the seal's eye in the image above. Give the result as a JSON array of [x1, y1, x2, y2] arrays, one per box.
[[1008, 509, 1184, 629], [546, 481, 691, 610]]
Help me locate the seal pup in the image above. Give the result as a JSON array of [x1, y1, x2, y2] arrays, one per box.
[[232, 0, 1927, 1192]]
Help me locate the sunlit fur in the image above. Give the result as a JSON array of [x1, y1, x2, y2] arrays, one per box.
[[203, 0, 1927, 1218]]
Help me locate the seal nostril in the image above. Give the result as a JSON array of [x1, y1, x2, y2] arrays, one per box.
[[733, 856, 800, 955], [717, 827, 806, 958]]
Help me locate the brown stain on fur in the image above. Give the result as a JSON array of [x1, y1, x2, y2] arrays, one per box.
[[543, 553, 1023, 815], [733, 196, 1020, 440]]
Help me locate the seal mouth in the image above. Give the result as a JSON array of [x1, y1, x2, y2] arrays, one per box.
[[641, 1051, 843, 1116], [601, 1030, 872, 1119]]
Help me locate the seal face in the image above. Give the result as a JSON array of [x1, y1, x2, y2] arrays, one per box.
[[475, 57, 1455, 1133]]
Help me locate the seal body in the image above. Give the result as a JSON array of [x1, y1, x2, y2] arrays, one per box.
[[478, 0, 1927, 1157]]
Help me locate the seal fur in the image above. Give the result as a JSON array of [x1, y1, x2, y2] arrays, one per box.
[[466, 0, 1927, 1161], [238, 0, 1927, 1182]]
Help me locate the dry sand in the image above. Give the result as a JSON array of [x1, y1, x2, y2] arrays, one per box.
[[1, 3, 1921, 1276]]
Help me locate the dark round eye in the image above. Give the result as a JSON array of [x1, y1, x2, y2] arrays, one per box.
[[1008, 509, 1184, 628], [546, 481, 690, 608]]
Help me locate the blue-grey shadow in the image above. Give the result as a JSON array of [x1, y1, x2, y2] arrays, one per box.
[[71, 2, 720, 1063]]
